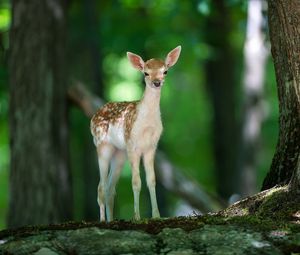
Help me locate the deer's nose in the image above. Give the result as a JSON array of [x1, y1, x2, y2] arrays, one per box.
[[153, 80, 161, 87]]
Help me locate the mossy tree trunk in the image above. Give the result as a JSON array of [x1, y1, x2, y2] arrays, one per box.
[[8, 0, 72, 227], [262, 0, 300, 192]]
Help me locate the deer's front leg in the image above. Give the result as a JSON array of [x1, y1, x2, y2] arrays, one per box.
[[143, 149, 160, 218], [128, 150, 141, 221]]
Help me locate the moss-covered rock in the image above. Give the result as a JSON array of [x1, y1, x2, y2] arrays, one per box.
[[220, 185, 300, 224], [0, 216, 299, 255], [1, 185, 299, 254]]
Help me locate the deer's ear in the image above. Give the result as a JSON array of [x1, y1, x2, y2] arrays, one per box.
[[127, 52, 145, 71], [165, 46, 181, 68]]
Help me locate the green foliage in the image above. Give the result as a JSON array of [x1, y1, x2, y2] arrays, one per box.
[[103, 54, 142, 101], [0, 2, 10, 32]]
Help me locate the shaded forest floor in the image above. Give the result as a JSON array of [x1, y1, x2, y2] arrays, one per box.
[[0, 185, 299, 254]]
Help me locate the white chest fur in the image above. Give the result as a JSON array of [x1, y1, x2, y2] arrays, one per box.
[[129, 102, 163, 152]]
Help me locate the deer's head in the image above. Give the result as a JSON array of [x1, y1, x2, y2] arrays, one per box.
[[127, 46, 181, 89]]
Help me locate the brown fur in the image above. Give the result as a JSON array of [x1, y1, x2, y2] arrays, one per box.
[[145, 59, 165, 69], [91, 101, 139, 145]]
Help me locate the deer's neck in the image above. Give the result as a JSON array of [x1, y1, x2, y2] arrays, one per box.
[[139, 85, 161, 114]]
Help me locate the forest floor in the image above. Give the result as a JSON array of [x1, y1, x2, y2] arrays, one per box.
[[0, 185, 299, 254]]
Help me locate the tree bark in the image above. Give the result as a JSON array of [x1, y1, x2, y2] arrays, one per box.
[[8, 0, 72, 227], [262, 0, 300, 191], [290, 155, 300, 194]]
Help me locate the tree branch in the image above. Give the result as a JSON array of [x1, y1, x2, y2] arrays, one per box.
[[68, 80, 105, 118], [67, 81, 224, 213]]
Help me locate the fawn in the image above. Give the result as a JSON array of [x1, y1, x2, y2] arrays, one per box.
[[90, 46, 181, 222]]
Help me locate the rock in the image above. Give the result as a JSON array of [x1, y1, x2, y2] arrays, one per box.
[[56, 227, 155, 255], [0, 217, 299, 254], [33, 247, 59, 255]]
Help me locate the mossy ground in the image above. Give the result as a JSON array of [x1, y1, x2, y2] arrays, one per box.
[[220, 185, 300, 225], [0, 185, 299, 255], [0, 212, 298, 240]]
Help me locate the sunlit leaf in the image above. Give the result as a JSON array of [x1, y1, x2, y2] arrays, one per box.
[[197, 0, 211, 16], [0, 8, 10, 31], [109, 81, 142, 101]]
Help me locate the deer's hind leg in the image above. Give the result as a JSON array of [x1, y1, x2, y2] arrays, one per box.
[[97, 143, 115, 222], [106, 149, 126, 222]]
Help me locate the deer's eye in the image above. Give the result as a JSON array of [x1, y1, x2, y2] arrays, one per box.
[[163, 71, 168, 75], [144, 72, 149, 76]]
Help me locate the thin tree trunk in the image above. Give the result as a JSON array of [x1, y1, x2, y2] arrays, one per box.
[[8, 0, 72, 227], [204, 0, 239, 201], [238, 0, 268, 197], [262, 0, 300, 191], [83, 0, 104, 220], [68, 0, 104, 220], [83, 0, 104, 98]]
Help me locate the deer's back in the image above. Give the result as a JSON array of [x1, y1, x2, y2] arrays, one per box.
[[90, 101, 139, 149]]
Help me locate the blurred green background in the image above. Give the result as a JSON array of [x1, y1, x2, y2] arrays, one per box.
[[0, 0, 278, 229]]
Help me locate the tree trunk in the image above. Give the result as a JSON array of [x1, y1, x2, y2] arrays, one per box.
[[204, 0, 239, 201], [238, 0, 268, 197], [8, 0, 72, 227], [262, 0, 300, 191], [82, 0, 104, 220], [219, 0, 300, 219]]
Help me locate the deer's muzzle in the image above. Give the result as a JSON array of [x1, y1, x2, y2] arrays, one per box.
[[152, 80, 162, 87]]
